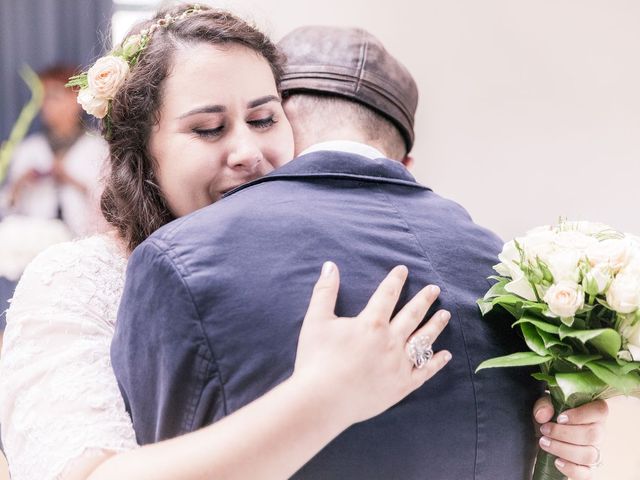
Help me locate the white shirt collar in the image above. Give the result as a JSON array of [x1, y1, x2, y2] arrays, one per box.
[[298, 140, 385, 160]]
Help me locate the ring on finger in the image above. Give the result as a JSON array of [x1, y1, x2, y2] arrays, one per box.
[[407, 334, 433, 369], [587, 445, 603, 469]]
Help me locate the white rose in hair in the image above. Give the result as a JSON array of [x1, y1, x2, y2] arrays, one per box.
[[87, 55, 130, 99], [122, 34, 143, 58], [543, 281, 584, 318], [77, 88, 109, 119], [607, 270, 640, 314]]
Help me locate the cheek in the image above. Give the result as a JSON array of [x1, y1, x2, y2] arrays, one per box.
[[266, 125, 295, 168]]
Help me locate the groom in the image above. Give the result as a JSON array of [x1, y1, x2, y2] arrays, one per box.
[[112, 26, 606, 479]]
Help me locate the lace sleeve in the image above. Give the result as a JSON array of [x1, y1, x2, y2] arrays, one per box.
[[0, 237, 138, 480]]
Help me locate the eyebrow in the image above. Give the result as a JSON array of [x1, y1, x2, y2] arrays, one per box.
[[247, 95, 280, 109], [179, 95, 281, 120]]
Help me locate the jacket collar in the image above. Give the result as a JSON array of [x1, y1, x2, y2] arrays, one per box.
[[224, 151, 430, 198]]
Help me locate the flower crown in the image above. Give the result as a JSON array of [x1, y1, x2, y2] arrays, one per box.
[[67, 4, 203, 120]]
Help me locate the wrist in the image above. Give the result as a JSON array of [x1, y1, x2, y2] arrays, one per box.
[[286, 371, 354, 434]]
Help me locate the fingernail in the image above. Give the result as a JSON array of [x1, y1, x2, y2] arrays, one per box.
[[533, 407, 544, 420], [555, 459, 565, 469], [539, 424, 551, 436], [427, 285, 440, 296], [539, 437, 551, 447], [321, 261, 334, 277], [440, 310, 451, 321], [557, 414, 569, 424], [444, 352, 452, 362]]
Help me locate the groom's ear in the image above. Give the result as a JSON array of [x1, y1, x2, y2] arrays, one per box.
[[401, 155, 414, 170]]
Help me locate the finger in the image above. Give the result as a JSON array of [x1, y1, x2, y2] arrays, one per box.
[[360, 265, 408, 326], [533, 395, 554, 425], [555, 400, 608, 426], [554, 459, 595, 480], [304, 261, 340, 322], [539, 437, 600, 467], [410, 350, 452, 387], [405, 309, 450, 351], [389, 284, 441, 340], [540, 422, 604, 446]]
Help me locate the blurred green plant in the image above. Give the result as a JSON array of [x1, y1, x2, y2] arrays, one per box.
[[0, 65, 44, 185]]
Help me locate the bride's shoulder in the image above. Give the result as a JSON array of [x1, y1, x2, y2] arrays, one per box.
[[19, 234, 127, 289]]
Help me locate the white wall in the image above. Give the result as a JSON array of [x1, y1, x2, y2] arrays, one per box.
[[193, 0, 640, 241]]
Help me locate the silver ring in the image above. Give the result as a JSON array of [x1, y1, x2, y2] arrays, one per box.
[[407, 335, 433, 369], [587, 445, 603, 469]]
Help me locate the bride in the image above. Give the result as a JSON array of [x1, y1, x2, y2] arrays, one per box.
[[0, 4, 607, 480], [0, 5, 451, 480]]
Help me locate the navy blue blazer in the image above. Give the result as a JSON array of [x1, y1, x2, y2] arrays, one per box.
[[112, 151, 542, 479]]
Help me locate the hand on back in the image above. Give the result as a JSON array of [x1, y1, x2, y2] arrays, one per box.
[[294, 262, 451, 426]]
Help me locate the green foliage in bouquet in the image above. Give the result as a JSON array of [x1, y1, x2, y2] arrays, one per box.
[[476, 222, 640, 480]]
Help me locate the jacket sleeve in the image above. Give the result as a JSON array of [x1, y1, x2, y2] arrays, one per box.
[[111, 238, 224, 444]]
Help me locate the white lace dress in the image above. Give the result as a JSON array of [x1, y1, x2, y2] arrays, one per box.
[[0, 235, 138, 480]]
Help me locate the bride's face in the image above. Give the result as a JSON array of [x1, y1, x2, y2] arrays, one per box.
[[149, 42, 294, 217]]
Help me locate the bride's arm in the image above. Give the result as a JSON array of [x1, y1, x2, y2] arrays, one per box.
[[89, 264, 451, 480], [0, 240, 138, 480]]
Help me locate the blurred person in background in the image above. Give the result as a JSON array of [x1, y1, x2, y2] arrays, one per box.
[[2, 64, 107, 236]]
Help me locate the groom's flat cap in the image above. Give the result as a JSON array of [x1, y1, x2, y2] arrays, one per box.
[[278, 26, 419, 152]]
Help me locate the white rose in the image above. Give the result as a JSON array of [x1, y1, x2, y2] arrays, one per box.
[[607, 271, 640, 314], [545, 248, 583, 283], [583, 264, 612, 295], [77, 88, 109, 119], [504, 275, 538, 302], [543, 281, 584, 318], [495, 240, 520, 276], [563, 221, 612, 236], [586, 239, 632, 273], [520, 231, 558, 270], [554, 231, 597, 252], [495, 240, 538, 301], [627, 234, 640, 249], [621, 321, 640, 361], [624, 246, 640, 274], [87, 55, 130, 99], [121, 34, 143, 58]]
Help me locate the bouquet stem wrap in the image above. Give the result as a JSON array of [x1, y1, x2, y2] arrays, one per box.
[[532, 449, 565, 480], [532, 390, 567, 480]]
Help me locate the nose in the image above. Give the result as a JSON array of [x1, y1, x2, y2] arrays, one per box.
[[226, 130, 264, 174]]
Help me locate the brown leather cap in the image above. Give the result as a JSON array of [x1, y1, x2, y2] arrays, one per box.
[[278, 26, 418, 152]]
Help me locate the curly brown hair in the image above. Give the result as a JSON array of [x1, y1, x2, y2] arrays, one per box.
[[101, 4, 284, 252]]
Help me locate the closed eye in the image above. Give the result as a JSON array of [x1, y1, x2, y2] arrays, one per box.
[[248, 116, 276, 129], [193, 126, 224, 138]]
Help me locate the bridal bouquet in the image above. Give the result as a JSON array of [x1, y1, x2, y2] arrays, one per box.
[[476, 221, 640, 480]]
